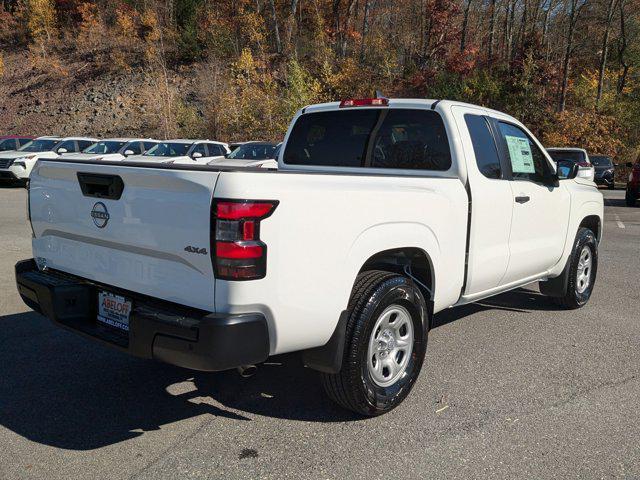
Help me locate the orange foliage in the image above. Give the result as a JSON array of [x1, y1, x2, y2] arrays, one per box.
[[543, 110, 625, 158]]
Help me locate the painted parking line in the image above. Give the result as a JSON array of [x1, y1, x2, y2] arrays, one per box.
[[614, 214, 626, 229]]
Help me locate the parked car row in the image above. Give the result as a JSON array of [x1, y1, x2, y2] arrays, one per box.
[[0, 136, 280, 186]]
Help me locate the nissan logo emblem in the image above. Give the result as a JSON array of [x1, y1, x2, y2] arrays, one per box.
[[91, 202, 110, 228]]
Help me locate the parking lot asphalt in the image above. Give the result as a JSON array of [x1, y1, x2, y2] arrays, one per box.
[[0, 185, 638, 480]]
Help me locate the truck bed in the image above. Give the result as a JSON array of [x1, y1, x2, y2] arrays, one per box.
[[29, 158, 468, 354]]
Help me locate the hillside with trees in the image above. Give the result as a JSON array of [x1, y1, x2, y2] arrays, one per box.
[[0, 0, 639, 164]]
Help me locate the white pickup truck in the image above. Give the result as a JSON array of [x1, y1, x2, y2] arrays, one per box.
[[16, 98, 603, 416]]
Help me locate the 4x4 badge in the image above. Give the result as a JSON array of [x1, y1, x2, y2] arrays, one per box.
[[184, 246, 208, 255]]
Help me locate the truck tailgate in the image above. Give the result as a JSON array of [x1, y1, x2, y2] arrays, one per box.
[[29, 161, 219, 311]]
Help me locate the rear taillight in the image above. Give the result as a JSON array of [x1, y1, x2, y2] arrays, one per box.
[[577, 162, 592, 168], [212, 200, 278, 280], [339, 98, 389, 108]]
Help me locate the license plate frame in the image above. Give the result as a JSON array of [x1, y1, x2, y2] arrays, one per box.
[[97, 290, 132, 332]]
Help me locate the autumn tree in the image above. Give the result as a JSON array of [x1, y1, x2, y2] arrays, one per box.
[[26, 0, 56, 57], [0, 0, 639, 160]]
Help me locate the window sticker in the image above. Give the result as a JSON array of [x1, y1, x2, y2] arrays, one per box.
[[505, 135, 535, 174]]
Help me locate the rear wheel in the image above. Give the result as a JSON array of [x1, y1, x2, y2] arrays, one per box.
[[551, 228, 598, 309], [321, 270, 428, 416]]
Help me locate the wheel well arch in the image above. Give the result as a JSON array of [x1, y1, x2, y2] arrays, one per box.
[[301, 247, 435, 374], [358, 247, 435, 307], [579, 215, 601, 242]]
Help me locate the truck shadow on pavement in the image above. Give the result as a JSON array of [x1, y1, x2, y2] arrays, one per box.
[[432, 287, 557, 328], [0, 312, 354, 450], [0, 287, 557, 450]]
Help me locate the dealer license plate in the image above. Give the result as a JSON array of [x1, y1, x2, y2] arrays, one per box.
[[97, 291, 132, 331]]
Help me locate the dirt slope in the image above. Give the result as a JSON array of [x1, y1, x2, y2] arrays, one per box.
[[0, 50, 191, 139]]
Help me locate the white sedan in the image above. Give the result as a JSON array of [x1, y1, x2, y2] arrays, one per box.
[[0, 136, 97, 185], [546, 147, 595, 182]]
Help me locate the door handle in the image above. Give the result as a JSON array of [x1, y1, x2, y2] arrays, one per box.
[[77, 172, 125, 200], [515, 195, 530, 204]]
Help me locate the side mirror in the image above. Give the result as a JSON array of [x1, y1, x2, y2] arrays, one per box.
[[192, 152, 203, 159], [124, 149, 134, 156], [57, 147, 68, 154], [557, 160, 579, 180], [627, 162, 634, 168]]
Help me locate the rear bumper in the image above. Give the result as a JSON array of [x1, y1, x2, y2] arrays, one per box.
[[15, 259, 270, 371]]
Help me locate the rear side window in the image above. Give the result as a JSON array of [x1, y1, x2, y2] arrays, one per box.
[[207, 144, 225, 156], [56, 140, 77, 152], [77, 140, 94, 151], [0, 139, 16, 151], [190, 143, 207, 157], [590, 156, 612, 167], [283, 109, 451, 171], [125, 142, 142, 155], [464, 114, 501, 179]]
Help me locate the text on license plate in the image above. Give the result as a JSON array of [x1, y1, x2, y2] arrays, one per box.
[[97, 291, 132, 331]]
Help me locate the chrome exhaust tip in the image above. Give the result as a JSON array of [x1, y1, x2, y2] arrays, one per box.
[[237, 365, 258, 378]]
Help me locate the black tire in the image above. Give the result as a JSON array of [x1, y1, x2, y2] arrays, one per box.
[[626, 190, 637, 207], [607, 183, 615, 190], [321, 270, 428, 416], [552, 228, 598, 309]]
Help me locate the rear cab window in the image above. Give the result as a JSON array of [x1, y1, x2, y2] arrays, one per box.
[[283, 108, 452, 171]]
